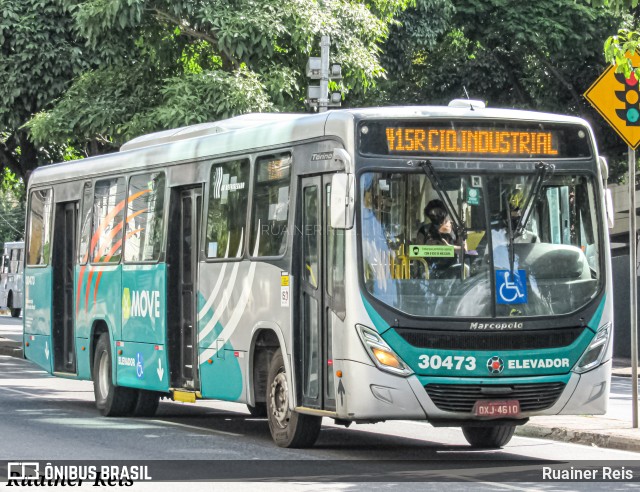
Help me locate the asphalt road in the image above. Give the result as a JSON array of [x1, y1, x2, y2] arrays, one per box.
[[2, 313, 640, 489], [1, 354, 640, 487]]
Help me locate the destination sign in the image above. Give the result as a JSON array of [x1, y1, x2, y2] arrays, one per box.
[[359, 120, 591, 158], [386, 128, 558, 156]]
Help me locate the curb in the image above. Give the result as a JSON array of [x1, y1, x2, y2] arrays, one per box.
[[515, 423, 640, 453]]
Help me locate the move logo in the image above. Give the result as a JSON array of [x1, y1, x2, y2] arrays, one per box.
[[122, 288, 161, 321]]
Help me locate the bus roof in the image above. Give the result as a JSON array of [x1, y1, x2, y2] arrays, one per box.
[[28, 106, 591, 187]]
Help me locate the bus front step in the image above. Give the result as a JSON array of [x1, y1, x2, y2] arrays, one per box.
[[171, 389, 199, 403]]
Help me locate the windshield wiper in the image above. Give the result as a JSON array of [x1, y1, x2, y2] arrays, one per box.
[[514, 161, 554, 238], [505, 161, 554, 274]]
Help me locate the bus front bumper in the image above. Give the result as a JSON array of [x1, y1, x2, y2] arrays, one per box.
[[334, 358, 610, 422]]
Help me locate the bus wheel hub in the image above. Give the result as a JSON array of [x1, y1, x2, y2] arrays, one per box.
[[270, 371, 290, 428]]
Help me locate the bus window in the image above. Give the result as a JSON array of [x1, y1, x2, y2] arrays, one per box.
[[206, 159, 249, 259], [78, 183, 93, 265], [27, 189, 53, 266], [92, 177, 126, 264], [251, 153, 291, 257], [326, 184, 345, 318], [125, 172, 166, 262], [303, 185, 319, 288]]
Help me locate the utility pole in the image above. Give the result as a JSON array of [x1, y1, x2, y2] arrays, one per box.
[[306, 35, 342, 112]]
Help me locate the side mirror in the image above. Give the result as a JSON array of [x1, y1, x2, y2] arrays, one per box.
[[598, 156, 609, 185], [330, 173, 355, 229], [605, 188, 615, 229]]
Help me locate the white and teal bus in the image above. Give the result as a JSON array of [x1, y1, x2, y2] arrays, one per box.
[[23, 102, 612, 448], [1, 241, 24, 318]]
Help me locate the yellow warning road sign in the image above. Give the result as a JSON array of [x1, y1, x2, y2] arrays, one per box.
[[584, 65, 640, 149]]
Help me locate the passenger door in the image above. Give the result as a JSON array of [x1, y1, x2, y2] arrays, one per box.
[[298, 175, 336, 411]]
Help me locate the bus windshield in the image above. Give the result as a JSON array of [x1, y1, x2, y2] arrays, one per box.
[[359, 169, 601, 318]]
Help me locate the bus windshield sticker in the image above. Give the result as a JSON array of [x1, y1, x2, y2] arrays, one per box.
[[410, 245, 454, 257], [467, 188, 480, 205], [495, 269, 528, 304]]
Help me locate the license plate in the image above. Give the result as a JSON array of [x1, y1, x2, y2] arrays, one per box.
[[473, 400, 520, 418]]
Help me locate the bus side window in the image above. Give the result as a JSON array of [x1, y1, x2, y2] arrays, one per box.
[[27, 189, 53, 266], [92, 177, 126, 264], [124, 172, 166, 263], [78, 182, 93, 265], [326, 184, 345, 319], [251, 153, 291, 257], [206, 159, 250, 259]]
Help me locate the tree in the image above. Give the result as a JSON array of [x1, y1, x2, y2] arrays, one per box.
[[0, 169, 25, 246], [0, 0, 91, 182], [27, 0, 410, 149]]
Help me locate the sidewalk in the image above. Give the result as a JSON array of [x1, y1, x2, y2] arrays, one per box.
[[515, 358, 640, 452], [1, 332, 640, 453]]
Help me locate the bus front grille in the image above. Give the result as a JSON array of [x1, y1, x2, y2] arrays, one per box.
[[424, 382, 566, 413], [396, 328, 584, 351]]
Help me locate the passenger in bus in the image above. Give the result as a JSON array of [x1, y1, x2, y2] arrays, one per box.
[[361, 175, 396, 298], [417, 199, 466, 279]]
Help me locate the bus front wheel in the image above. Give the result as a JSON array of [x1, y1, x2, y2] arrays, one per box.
[[461, 424, 516, 448], [93, 334, 137, 416], [266, 349, 321, 448]]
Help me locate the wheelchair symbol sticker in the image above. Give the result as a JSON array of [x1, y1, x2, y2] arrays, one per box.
[[496, 270, 528, 304], [136, 352, 144, 379]]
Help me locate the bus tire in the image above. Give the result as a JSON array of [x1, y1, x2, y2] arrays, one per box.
[[461, 424, 516, 448], [132, 390, 160, 417], [93, 333, 137, 417], [247, 402, 267, 417], [8, 293, 20, 318], [266, 348, 321, 448]]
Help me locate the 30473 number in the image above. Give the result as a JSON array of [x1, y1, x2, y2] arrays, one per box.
[[417, 355, 476, 371]]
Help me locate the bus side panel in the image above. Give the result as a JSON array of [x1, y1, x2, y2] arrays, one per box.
[[196, 261, 247, 401], [197, 262, 290, 402], [117, 263, 169, 391], [75, 338, 91, 380], [23, 267, 53, 373], [75, 264, 121, 380]]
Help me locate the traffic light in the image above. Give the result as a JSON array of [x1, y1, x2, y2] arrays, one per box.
[[306, 36, 342, 112], [615, 72, 640, 126]]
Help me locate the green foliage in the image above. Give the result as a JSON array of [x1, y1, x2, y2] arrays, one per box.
[[605, 29, 640, 79], [586, 0, 638, 8], [146, 69, 274, 128], [0, 169, 25, 245], [0, 0, 91, 180], [26, 0, 409, 149]]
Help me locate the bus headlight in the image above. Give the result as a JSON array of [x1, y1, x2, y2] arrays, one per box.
[[574, 322, 611, 374], [356, 324, 413, 376]]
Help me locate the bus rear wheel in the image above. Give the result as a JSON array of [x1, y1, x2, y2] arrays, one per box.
[[93, 333, 137, 416], [462, 424, 516, 448], [266, 349, 321, 448]]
